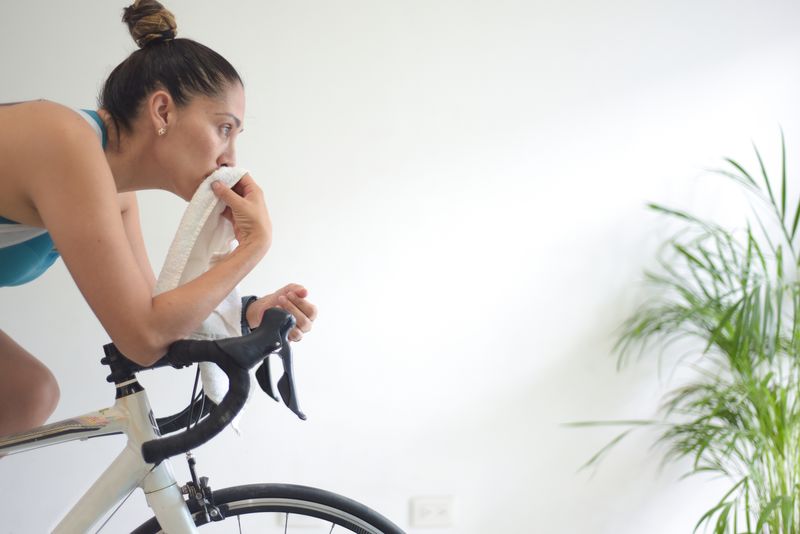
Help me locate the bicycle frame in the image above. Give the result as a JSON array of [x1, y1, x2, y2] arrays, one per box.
[[0, 381, 199, 533]]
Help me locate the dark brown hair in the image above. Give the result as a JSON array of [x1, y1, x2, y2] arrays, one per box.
[[100, 0, 242, 133]]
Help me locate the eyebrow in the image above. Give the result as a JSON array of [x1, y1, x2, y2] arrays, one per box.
[[215, 112, 243, 130]]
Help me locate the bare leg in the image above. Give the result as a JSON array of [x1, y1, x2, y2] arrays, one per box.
[[0, 330, 60, 437]]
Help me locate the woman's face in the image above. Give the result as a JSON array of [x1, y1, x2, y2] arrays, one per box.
[[162, 83, 246, 200]]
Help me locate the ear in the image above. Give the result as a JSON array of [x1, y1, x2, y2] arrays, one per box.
[[146, 89, 174, 131]]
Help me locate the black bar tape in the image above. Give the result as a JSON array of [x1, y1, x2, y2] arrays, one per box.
[[142, 365, 249, 464], [136, 308, 295, 464]]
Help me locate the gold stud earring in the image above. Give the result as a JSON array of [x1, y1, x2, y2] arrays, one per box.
[[157, 127, 167, 136]]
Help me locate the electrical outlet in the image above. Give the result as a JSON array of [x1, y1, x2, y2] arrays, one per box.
[[410, 495, 455, 527]]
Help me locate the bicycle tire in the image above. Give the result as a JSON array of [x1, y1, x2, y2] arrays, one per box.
[[131, 483, 405, 534]]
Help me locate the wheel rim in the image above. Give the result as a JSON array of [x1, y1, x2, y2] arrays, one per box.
[[186, 497, 382, 533]]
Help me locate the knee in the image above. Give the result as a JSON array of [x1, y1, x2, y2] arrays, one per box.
[[0, 331, 60, 434], [15, 365, 60, 427], [31, 367, 60, 421]]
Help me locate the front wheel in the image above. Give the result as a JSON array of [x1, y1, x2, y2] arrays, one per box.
[[132, 483, 405, 534]]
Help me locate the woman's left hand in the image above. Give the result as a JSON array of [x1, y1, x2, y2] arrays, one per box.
[[246, 283, 317, 342]]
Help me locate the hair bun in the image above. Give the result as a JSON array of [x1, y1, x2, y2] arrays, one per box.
[[122, 0, 177, 48]]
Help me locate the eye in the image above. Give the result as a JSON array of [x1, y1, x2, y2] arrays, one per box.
[[220, 124, 233, 137]]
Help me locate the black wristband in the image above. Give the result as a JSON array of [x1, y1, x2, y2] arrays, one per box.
[[240, 295, 258, 335]]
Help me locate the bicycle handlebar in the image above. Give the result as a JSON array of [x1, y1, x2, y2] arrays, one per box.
[[102, 307, 304, 465]]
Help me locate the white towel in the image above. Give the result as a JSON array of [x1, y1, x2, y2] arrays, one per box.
[[154, 167, 251, 413]]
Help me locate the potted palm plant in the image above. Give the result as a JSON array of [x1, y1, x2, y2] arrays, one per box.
[[582, 135, 800, 533]]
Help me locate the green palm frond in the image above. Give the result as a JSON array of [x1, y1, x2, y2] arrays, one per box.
[[580, 135, 800, 533]]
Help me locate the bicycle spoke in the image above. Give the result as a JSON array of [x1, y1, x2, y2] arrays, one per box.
[[134, 484, 400, 533]]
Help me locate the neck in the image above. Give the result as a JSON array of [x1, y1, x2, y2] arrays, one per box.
[[98, 110, 175, 195]]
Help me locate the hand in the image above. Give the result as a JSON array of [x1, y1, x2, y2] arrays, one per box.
[[246, 283, 318, 342], [211, 174, 272, 254]]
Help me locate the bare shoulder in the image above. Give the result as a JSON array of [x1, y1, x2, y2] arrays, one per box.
[[26, 101, 102, 156], [2, 100, 97, 142], [0, 101, 108, 225]]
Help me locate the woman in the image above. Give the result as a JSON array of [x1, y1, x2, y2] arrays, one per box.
[[0, 0, 317, 437]]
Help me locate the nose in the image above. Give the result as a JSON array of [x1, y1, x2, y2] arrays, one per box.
[[217, 145, 236, 168]]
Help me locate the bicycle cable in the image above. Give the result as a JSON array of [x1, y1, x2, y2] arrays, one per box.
[[93, 464, 157, 533], [186, 365, 202, 432]]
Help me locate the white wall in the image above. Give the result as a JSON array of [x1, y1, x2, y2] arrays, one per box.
[[2, 1, 800, 532]]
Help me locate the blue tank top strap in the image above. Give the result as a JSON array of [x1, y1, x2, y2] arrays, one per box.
[[79, 109, 108, 149]]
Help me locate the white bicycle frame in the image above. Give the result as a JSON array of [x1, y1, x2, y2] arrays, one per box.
[[0, 382, 199, 533]]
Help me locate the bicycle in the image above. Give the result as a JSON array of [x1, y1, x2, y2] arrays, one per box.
[[0, 308, 405, 533]]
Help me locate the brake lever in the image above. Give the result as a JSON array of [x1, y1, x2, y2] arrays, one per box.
[[254, 309, 306, 420], [255, 359, 279, 403], [276, 340, 306, 420]]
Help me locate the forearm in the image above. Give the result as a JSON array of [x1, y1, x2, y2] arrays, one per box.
[[121, 243, 265, 365]]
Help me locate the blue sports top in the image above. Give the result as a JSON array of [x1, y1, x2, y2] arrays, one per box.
[[0, 109, 107, 287]]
